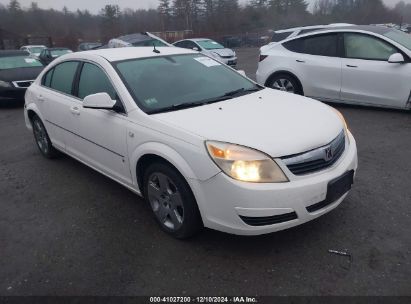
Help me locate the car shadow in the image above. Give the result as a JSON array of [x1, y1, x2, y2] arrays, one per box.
[[325, 101, 410, 114], [0, 99, 25, 109]]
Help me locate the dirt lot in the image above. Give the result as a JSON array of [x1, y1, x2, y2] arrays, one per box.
[[0, 48, 410, 296]]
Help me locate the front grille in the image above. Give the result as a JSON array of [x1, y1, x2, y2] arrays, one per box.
[[282, 131, 346, 176], [240, 212, 298, 227], [12, 80, 34, 88], [220, 55, 234, 59]]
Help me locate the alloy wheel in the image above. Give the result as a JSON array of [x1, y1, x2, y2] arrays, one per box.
[[147, 172, 184, 231], [272, 78, 295, 93], [33, 119, 49, 154]]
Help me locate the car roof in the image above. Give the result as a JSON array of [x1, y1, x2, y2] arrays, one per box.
[[0, 50, 29, 57], [275, 25, 326, 33], [189, 38, 213, 42], [70, 46, 196, 62], [22, 45, 46, 47], [47, 47, 71, 51], [308, 25, 392, 35], [116, 33, 157, 43], [274, 23, 355, 34]]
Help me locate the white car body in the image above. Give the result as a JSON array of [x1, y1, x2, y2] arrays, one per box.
[[257, 25, 411, 110], [108, 32, 172, 48], [262, 23, 354, 52], [24, 47, 358, 236], [20, 45, 47, 58], [173, 38, 237, 67]]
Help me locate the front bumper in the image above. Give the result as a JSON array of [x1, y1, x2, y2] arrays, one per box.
[[0, 87, 26, 101], [221, 57, 237, 66], [192, 132, 358, 235]]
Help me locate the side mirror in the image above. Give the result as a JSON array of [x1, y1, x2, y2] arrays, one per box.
[[237, 70, 246, 77], [388, 53, 405, 63], [192, 47, 199, 51], [83, 92, 116, 110]]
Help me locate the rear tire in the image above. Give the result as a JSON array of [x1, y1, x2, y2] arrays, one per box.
[[267, 73, 303, 95], [143, 162, 203, 239], [31, 114, 59, 159]]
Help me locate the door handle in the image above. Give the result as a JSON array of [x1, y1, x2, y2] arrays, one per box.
[[346, 64, 358, 68], [296, 59, 305, 63], [70, 106, 80, 116], [37, 95, 45, 102]]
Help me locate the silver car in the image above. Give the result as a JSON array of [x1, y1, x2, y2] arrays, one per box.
[[173, 38, 237, 67]]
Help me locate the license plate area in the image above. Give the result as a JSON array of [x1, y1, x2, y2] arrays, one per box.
[[306, 170, 354, 213], [327, 170, 354, 203]]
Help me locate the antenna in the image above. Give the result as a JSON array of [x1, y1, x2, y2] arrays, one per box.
[[153, 43, 160, 54]]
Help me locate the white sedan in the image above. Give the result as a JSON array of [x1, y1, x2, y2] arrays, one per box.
[[257, 25, 411, 110], [24, 47, 358, 238]]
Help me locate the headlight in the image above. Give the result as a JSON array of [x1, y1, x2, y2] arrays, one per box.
[[332, 108, 349, 135], [0, 80, 11, 88], [206, 141, 289, 183]]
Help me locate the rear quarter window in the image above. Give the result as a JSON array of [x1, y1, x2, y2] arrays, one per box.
[[272, 32, 292, 42]]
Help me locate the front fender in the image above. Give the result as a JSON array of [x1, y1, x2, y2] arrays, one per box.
[[129, 141, 220, 192]]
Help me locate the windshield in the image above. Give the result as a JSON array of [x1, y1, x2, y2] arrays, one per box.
[[197, 40, 225, 50], [132, 39, 168, 47], [28, 47, 46, 54], [115, 54, 257, 114], [50, 49, 72, 57], [383, 29, 411, 51], [0, 55, 43, 70]]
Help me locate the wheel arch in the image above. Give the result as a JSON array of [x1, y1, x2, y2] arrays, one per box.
[[131, 142, 200, 195], [265, 70, 304, 95], [25, 104, 45, 130]]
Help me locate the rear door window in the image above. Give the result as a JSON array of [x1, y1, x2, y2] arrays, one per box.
[[49, 61, 79, 95], [174, 41, 188, 48], [283, 34, 338, 57], [272, 32, 292, 42]]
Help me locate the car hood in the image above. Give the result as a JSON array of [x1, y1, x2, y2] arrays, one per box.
[[208, 48, 235, 57], [152, 89, 344, 157], [0, 66, 44, 82]]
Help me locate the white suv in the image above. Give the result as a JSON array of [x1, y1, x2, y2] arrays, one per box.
[[257, 25, 411, 110]]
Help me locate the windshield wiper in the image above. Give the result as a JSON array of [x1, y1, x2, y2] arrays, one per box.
[[147, 87, 263, 115], [147, 102, 206, 114], [223, 86, 262, 97]]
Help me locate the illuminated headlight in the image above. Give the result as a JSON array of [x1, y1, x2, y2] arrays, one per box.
[[0, 80, 11, 88], [206, 141, 289, 183]]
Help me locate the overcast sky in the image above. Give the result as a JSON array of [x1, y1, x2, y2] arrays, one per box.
[[0, 0, 410, 13]]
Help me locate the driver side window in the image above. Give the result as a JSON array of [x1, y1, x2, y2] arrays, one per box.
[[186, 41, 199, 50], [344, 33, 398, 61], [77, 63, 117, 100]]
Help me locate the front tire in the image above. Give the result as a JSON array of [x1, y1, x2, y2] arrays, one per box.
[[31, 114, 59, 159], [267, 73, 303, 95], [143, 162, 203, 239]]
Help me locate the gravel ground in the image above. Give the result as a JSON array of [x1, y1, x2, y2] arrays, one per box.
[[0, 48, 410, 296]]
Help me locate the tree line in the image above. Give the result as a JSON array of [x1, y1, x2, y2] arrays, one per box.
[[0, 0, 410, 47]]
